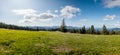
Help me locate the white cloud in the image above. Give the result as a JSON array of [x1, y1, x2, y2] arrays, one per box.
[[19, 18, 34, 23], [110, 21, 120, 28], [38, 12, 58, 19], [19, 14, 37, 23], [12, 9, 58, 23], [103, 15, 116, 21], [60, 6, 81, 19], [12, 6, 81, 24], [103, 0, 120, 8], [12, 9, 36, 15], [114, 21, 120, 28]]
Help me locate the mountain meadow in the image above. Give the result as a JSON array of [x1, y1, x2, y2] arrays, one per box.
[[0, 29, 120, 55], [1, 0, 120, 55]]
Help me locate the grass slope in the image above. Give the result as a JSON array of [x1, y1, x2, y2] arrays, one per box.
[[0, 29, 120, 55]]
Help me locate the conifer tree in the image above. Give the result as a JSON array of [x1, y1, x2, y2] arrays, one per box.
[[81, 26, 86, 34], [109, 30, 115, 35], [102, 25, 108, 35], [60, 18, 67, 32], [36, 27, 39, 31], [90, 25, 95, 34]]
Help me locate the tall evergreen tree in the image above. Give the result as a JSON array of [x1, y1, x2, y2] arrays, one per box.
[[60, 18, 67, 32], [102, 25, 108, 35], [90, 25, 95, 34], [80, 26, 86, 34], [36, 27, 39, 31], [109, 30, 115, 35]]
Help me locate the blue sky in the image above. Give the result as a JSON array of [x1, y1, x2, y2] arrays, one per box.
[[0, 0, 120, 28]]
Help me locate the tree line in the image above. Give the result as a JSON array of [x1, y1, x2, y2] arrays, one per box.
[[0, 22, 39, 31], [0, 19, 120, 35], [0, 22, 58, 31], [60, 19, 120, 35]]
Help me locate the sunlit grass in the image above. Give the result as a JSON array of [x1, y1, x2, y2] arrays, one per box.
[[0, 29, 120, 55]]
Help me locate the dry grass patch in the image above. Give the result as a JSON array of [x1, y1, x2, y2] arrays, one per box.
[[0, 46, 10, 53], [35, 43, 45, 47], [51, 46, 73, 53]]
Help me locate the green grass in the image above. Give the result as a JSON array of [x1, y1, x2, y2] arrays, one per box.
[[0, 29, 120, 55]]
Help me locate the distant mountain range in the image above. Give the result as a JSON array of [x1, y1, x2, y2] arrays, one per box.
[[27, 26, 80, 30], [27, 26, 120, 31], [112, 28, 120, 31]]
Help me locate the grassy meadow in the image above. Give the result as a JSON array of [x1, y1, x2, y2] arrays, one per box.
[[0, 29, 120, 55]]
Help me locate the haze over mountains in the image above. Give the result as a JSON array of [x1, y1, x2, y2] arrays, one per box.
[[28, 26, 120, 31]]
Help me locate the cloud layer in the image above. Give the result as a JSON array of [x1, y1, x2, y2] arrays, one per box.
[[115, 21, 120, 28], [103, 15, 116, 21], [12, 9, 58, 23], [103, 0, 120, 8], [60, 6, 81, 19], [12, 6, 81, 23]]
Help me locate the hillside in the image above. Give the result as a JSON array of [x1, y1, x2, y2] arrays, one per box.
[[0, 29, 120, 55]]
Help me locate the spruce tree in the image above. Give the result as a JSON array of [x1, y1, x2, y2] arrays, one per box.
[[81, 26, 86, 34], [36, 27, 39, 31], [90, 25, 95, 34], [60, 18, 67, 32], [102, 25, 108, 35], [109, 30, 115, 35]]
